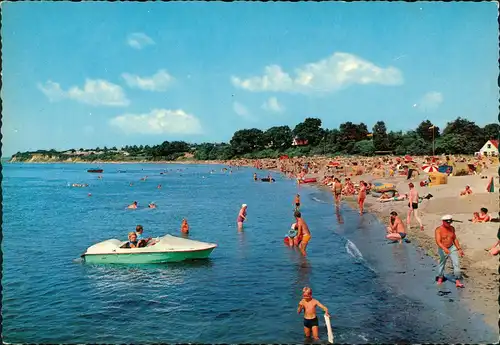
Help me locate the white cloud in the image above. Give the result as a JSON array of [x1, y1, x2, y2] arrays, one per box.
[[233, 101, 254, 121], [414, 91, 443, 111], [262, 97, 285, 113], [231, 52, 403, 94], [38, 79, 130, 107], [127, 32, 155, 49], [121, 69, 174, 92], [109, 109, 203, 135]]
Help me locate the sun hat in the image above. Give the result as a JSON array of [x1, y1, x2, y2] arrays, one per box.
[[441, 214, 453, 221]]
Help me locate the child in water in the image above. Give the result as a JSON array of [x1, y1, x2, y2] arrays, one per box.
[[297, 287, 330, 341]]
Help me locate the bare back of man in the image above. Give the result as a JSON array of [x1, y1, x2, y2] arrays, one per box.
[[295, 211, 311, 256]]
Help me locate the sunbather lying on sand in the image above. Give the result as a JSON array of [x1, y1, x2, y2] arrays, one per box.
[[460, 185, 473, 196], [471, 208, 491, 223], [486, 240, 500, 256], [378, 193, 407, 203]]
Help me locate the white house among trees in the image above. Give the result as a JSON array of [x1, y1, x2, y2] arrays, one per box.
[[479, 140, 499, 156]]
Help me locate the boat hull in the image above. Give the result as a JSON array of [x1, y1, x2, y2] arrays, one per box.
[[83, 247, 215, 264]]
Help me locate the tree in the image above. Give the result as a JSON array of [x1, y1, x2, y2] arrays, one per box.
[[293, 118, 325, 146], [230, 129, 265, 155], [442, 117, 483, 153], [387, 131, 404, 152], [483, 123, 500, 141], [323, 129, 340, 153], [372, 121, 389, 151], [352, 140, 375, 156], [264, 126, 293, 151], [416, 120, 440, 142], [435, 134, 470, 154]]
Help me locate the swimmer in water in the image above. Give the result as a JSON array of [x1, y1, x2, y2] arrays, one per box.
[[128, 201, 138, 209], [297, 287, 330, 341], [157, 184, 162, 189], [181, 219, 189, 234], [294, 194, 301, 211], [295, 211, 311, 256], [253, 173, 258, 181], [148, 202, 156, 209]]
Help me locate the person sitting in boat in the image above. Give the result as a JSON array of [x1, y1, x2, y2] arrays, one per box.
[[121, 232, 138, 248], [149, 202, 156, 209], [135, 225, 152, 247], [181, 219, 189, 234], [128, 201, 138, 209]]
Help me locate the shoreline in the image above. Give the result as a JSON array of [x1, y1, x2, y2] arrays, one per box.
[[5, 158, 498, 329]]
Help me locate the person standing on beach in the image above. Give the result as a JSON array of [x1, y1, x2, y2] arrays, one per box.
[[333, 178, 343, 205], [237, 204, 247, 231], [357, 181, 367, 215], [295, 211, 311, 256], [386, 211, 407, 243], [407, 183, 424, 231], [297, 287, 330, 341], [435, 215, 465, 288]]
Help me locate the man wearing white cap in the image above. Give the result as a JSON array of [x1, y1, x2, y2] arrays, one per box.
[[434, 215, 465, 288]]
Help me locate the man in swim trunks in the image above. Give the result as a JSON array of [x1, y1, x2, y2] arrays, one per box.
[[297, 287, 330, 341], [386, 211, 407, 243], [295, 211, 311, 256], [294, 194, 301, 211], [435, 215, 465, 288], [333, 178, 342, 204], [407, 183, 424, 231]]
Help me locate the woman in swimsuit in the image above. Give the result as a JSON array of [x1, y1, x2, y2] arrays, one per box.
[[473, 207, 491, 223], [237, 204, 247, 231], [333, 178, 343, 205], [357, 181, 367, 215], [407, 183, 424, 231]]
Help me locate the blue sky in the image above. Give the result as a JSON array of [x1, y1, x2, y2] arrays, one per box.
[[2, 2, 498, 156]]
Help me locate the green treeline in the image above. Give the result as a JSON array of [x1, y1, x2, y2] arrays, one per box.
[[10, 117, 499, 162]]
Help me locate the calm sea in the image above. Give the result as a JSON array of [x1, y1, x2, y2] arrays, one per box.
[[2, 163, 495, 343]]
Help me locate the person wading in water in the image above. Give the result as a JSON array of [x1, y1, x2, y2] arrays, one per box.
[[295, 211, 311, 256], [237, 204, 247, 231]]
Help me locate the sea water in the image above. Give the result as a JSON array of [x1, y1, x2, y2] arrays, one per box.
[[2, 163, 495, 343]]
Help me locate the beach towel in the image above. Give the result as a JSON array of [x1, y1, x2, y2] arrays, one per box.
[[438, 165, 453, 174], [487, 177, 494, 193]]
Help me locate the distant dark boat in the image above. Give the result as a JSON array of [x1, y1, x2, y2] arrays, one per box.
[[87, 168, 103, 173]]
